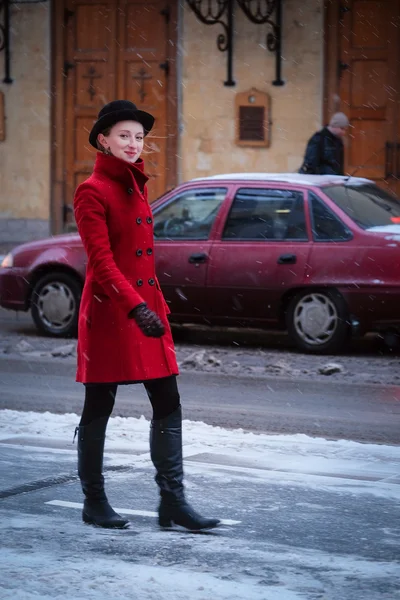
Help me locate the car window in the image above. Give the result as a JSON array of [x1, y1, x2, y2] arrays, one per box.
[[323, 183, 400, 230], [222, 188, 308, 241], [309, 192, 352, 242], [153, 187, 227, 240]]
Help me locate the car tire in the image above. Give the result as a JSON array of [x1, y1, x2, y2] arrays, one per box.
[[286, 289, 350, 354], [31, 272, 82, 338]]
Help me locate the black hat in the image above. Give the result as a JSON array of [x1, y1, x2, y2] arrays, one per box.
[[89, 100, 155, 148]]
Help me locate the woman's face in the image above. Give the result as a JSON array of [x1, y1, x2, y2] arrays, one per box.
[[98, 120, 144, 163]]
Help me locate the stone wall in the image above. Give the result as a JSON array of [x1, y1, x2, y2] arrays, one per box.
[[180, 0, 323, 181], [0, 1, 51, 246], [0, 0, 324, 247]]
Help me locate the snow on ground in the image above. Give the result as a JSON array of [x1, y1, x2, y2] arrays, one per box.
[[1, 546, 305, 600], [2, 539, 399, 600], [2, 407, 400, 461], [1, 410, 400, 599], [2, 313, 400, 386], [1, 409, 400, 501]]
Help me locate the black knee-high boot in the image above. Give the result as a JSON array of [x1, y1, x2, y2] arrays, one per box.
[[150, 406, 220, 531], [75, 417, 129, 529]]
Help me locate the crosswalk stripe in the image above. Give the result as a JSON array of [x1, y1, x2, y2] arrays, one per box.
[[45, 499, 241, 525]]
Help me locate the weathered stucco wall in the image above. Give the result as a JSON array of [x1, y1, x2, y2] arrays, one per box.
[[0, 0, 323, 245], [180, 0, 323, 181], [0, 1, 50, 242]]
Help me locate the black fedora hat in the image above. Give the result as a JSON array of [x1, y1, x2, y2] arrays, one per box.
[[89, 100, 155, 149]]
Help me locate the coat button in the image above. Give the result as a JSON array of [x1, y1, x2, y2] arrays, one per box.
[[136, 217, 142, 224], [127, 187, 133, 194], [137, 279, 143, 286], [136, 249, 143, 257], [146, 216, 153, 224], [148, 278, 155, 286], [146, 248, 153, 255]]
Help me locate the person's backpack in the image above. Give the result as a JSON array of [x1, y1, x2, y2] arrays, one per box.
[[298, 130, 325, 174]]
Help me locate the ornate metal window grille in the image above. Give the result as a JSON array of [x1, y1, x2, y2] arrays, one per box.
[[186, 0, 283, 87], [0, 0, 49, 84], [0, 0, 12, 83]]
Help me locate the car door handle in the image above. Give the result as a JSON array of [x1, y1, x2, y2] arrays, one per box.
[[277, 254, 297, 265], [189, 252, 208, 264]]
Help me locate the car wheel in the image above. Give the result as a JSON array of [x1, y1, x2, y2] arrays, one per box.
[[31, 272, 81, 337], [286, 289, 350, 354]]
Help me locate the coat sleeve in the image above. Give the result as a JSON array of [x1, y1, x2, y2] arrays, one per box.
[[303, 133, 323, 174], [74, 186, 144, 315]]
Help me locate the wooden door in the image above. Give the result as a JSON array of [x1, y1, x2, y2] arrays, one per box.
[[325, 0, 400, 195], [55, 0, 177, 232], [63, 0, 117, 227], [117, 1, 172, 202]]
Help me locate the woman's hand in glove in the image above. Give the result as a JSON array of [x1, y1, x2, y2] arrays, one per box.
[[129, 303, 165, 338]]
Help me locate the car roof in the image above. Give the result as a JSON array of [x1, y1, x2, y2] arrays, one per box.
[[190, 173, 373, 187]]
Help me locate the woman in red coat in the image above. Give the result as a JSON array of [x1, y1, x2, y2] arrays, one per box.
[[73, 100, 219, 532]]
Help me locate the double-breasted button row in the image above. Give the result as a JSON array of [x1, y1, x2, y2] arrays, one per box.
[[136, 278, 156, 286], [136, 248, 153, 257], [136, 216, 153, 225], [127, 186, 144, 195]]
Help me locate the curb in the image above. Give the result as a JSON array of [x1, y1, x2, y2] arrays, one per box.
[[0, 351, 398, 389]]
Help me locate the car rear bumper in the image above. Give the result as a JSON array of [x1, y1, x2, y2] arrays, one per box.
[[341, 286, 400, 332], [0, 268, 30, 311]]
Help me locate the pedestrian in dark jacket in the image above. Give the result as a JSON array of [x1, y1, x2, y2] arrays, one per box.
[[299, 112, 349, 175], [73, 100, 220, 532]]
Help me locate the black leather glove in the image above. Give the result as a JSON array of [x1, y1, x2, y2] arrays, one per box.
[[129, 303, 165, 338]]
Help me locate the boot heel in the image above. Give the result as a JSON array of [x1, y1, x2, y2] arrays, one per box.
[[82, 511, 93, 524], [159, 516, 173, 528]]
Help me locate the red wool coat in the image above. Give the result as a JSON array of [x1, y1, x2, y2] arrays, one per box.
[[74, 152, 179, 384]]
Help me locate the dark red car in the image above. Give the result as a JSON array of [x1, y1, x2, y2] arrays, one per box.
[[1, 173, 400, 354]]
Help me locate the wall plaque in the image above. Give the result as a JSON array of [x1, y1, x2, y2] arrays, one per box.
[[235, 88, 270, 147]]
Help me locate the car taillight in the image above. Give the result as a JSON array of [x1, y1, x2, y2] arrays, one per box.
[[1, 253, 14, 268]]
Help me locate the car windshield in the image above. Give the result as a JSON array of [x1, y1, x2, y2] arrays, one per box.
[[322, 183, 400, 231]]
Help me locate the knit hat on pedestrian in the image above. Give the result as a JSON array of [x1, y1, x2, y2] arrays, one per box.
[[329, 112, 349, 129]]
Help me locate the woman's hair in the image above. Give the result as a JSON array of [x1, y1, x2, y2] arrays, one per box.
[[96, 127, 112, 153]]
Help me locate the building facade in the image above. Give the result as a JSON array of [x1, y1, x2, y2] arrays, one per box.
[[0, 0, 399, 249]]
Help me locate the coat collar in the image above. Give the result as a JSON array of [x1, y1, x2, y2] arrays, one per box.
[[93, 152, 149, 190], [323, 126, 343, 144]]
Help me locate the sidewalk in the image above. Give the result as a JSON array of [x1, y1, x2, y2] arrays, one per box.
[[1, 410, 399, 599]]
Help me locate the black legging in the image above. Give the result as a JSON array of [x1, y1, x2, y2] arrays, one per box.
[[79, 375, 180, 426]]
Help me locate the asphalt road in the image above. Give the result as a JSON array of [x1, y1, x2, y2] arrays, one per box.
[[0, 355, 399, 444], [1, 436, 399, 600], [1, 307, 400, 444], [1, 310, 399, 599], [0, 305, 394, 354]]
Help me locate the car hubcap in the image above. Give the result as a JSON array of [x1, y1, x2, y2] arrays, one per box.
[[293, 293, 338, 346], [37, 282, 76, 331]]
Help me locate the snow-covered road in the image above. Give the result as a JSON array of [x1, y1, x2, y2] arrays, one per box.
[[0, 410, 399, 599]]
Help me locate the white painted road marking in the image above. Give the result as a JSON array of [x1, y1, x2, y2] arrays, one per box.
[[45, 500, 241, 526]]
